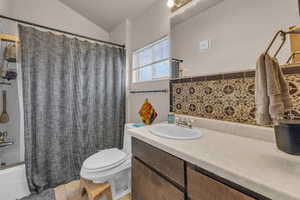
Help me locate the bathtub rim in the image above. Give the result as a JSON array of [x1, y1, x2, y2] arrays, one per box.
[[0, 161, 25, 170]]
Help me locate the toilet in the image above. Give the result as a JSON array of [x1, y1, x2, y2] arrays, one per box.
[[80, 123, 141, 200]]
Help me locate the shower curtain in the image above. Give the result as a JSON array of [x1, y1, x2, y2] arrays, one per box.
[[19, 25, 126, 194]]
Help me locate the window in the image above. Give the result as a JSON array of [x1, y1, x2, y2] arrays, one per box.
[[133, 37, 170, 82]]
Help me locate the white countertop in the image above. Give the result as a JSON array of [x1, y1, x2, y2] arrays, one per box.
[[129, 125, 300, 200]]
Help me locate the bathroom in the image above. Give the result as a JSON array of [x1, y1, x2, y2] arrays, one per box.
[[0, 0, 300, 199]]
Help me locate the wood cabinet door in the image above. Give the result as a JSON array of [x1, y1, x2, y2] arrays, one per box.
[[132, 158, 185, 200], [187, 167, 256, 200], [132, 138, 185, 187]]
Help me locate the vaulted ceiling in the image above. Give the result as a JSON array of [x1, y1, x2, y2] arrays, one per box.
[[59, 0, 159, 32]]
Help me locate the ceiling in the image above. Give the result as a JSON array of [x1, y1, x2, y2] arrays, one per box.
[[171, 0, 224, 26], [59, 0, 159, 32]]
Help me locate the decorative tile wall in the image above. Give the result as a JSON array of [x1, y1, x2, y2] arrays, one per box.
[[170, 66, 300, 125]]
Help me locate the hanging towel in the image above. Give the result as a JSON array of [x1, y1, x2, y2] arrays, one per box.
[[255, 53, 293, 125], [255, 54, 271, 125]]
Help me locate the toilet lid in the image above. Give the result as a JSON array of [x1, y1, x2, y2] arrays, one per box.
[[83, 148, 127, 170]]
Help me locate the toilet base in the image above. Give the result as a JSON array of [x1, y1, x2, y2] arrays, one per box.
[[80, 178, 113, 200], [82, 165, 131, 200], [96, 168, 131, 200]]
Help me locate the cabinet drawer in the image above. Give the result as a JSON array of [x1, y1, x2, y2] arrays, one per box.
[[132, 138, 185, 187], [132, 158, 185, 200], [187, 167, 256, 200]]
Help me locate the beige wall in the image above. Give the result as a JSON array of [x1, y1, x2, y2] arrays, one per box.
[[110, 19, 133, 122], [128, 80, 170, 123], [128, 0, 171, 123], [123, 0, 300, 124], [0, 0, 9, 15], [4, 0, 109, 40], [131, 1, 171, 51], [110, 0, 171, 123], [172, 0, 300, 76], [110, 21, 127, 44]]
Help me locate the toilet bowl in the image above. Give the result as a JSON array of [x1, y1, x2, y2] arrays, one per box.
[[80, 123, 141, 200]]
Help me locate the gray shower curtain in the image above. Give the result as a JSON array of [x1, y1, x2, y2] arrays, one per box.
[[19, 25, 126, 193]]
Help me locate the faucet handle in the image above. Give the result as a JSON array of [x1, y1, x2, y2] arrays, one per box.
[[3, 131, 7, 137], [187, 118, 194, 128]]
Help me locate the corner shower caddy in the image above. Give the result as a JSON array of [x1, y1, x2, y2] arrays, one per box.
[[0, 33, 18, 148]]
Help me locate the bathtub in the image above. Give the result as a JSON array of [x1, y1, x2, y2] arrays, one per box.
[[0, 164, 30, 200]]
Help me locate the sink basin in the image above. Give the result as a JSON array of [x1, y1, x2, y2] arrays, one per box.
[[149, 124, 202, 140]]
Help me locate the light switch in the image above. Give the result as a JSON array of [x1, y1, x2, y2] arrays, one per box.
[[199, 40, 210, 52]]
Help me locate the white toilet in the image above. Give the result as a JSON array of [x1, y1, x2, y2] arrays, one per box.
[[80, 123, 140, 200]]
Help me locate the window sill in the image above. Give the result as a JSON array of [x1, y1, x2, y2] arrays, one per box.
[[132, 78, 170, 85]]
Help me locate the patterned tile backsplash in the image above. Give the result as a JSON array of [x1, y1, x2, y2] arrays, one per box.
[[170, 65, 300, 125]]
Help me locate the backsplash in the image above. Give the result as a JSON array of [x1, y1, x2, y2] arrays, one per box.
[[170, 65, 300, 125]]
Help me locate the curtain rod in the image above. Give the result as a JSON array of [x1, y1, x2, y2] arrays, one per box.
[[0, 15, 126, 49]]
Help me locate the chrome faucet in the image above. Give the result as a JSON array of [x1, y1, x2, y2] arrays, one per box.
[[175, 117, 193, 129]]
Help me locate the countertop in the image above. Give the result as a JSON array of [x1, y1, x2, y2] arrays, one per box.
[[129, 125, 300, 200]]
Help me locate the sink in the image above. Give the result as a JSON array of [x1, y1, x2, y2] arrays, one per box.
[[149, 124, 202, 140]]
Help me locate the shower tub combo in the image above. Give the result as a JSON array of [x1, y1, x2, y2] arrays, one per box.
[[0, 163, 30, 200]]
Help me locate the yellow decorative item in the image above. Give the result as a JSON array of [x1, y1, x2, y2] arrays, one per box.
[[139, 99, 158, 125]]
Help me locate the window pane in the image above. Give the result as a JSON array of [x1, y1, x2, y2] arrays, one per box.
[[153, 39, 169, 62], [153, 43, 163, 62], [133, 37, 170, 82], [132, 69, 138, 82], [138, 66, 152, 81], [133, 54, 139, 69], [161, 39, 170, 59], [138, 48, 152, 66], [153, 61, 170, 78]]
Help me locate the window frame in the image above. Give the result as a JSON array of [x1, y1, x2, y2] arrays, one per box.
[[132, 37, 170, 83]]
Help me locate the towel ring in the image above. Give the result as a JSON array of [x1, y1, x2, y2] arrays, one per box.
[[265, 30, 287, 58], [265, 25, 300, 58], [286, 51, 300, 64]]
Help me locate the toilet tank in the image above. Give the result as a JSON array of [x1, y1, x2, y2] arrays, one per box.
[[122, 123, 145, 155]]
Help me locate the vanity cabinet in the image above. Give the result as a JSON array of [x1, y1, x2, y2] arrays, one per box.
[[132, 138, 185, 187], [187, 166, 255, 200], [132, 138, 269, 200], [132, 138, 185, 200], [132, 158, 185, 200]]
